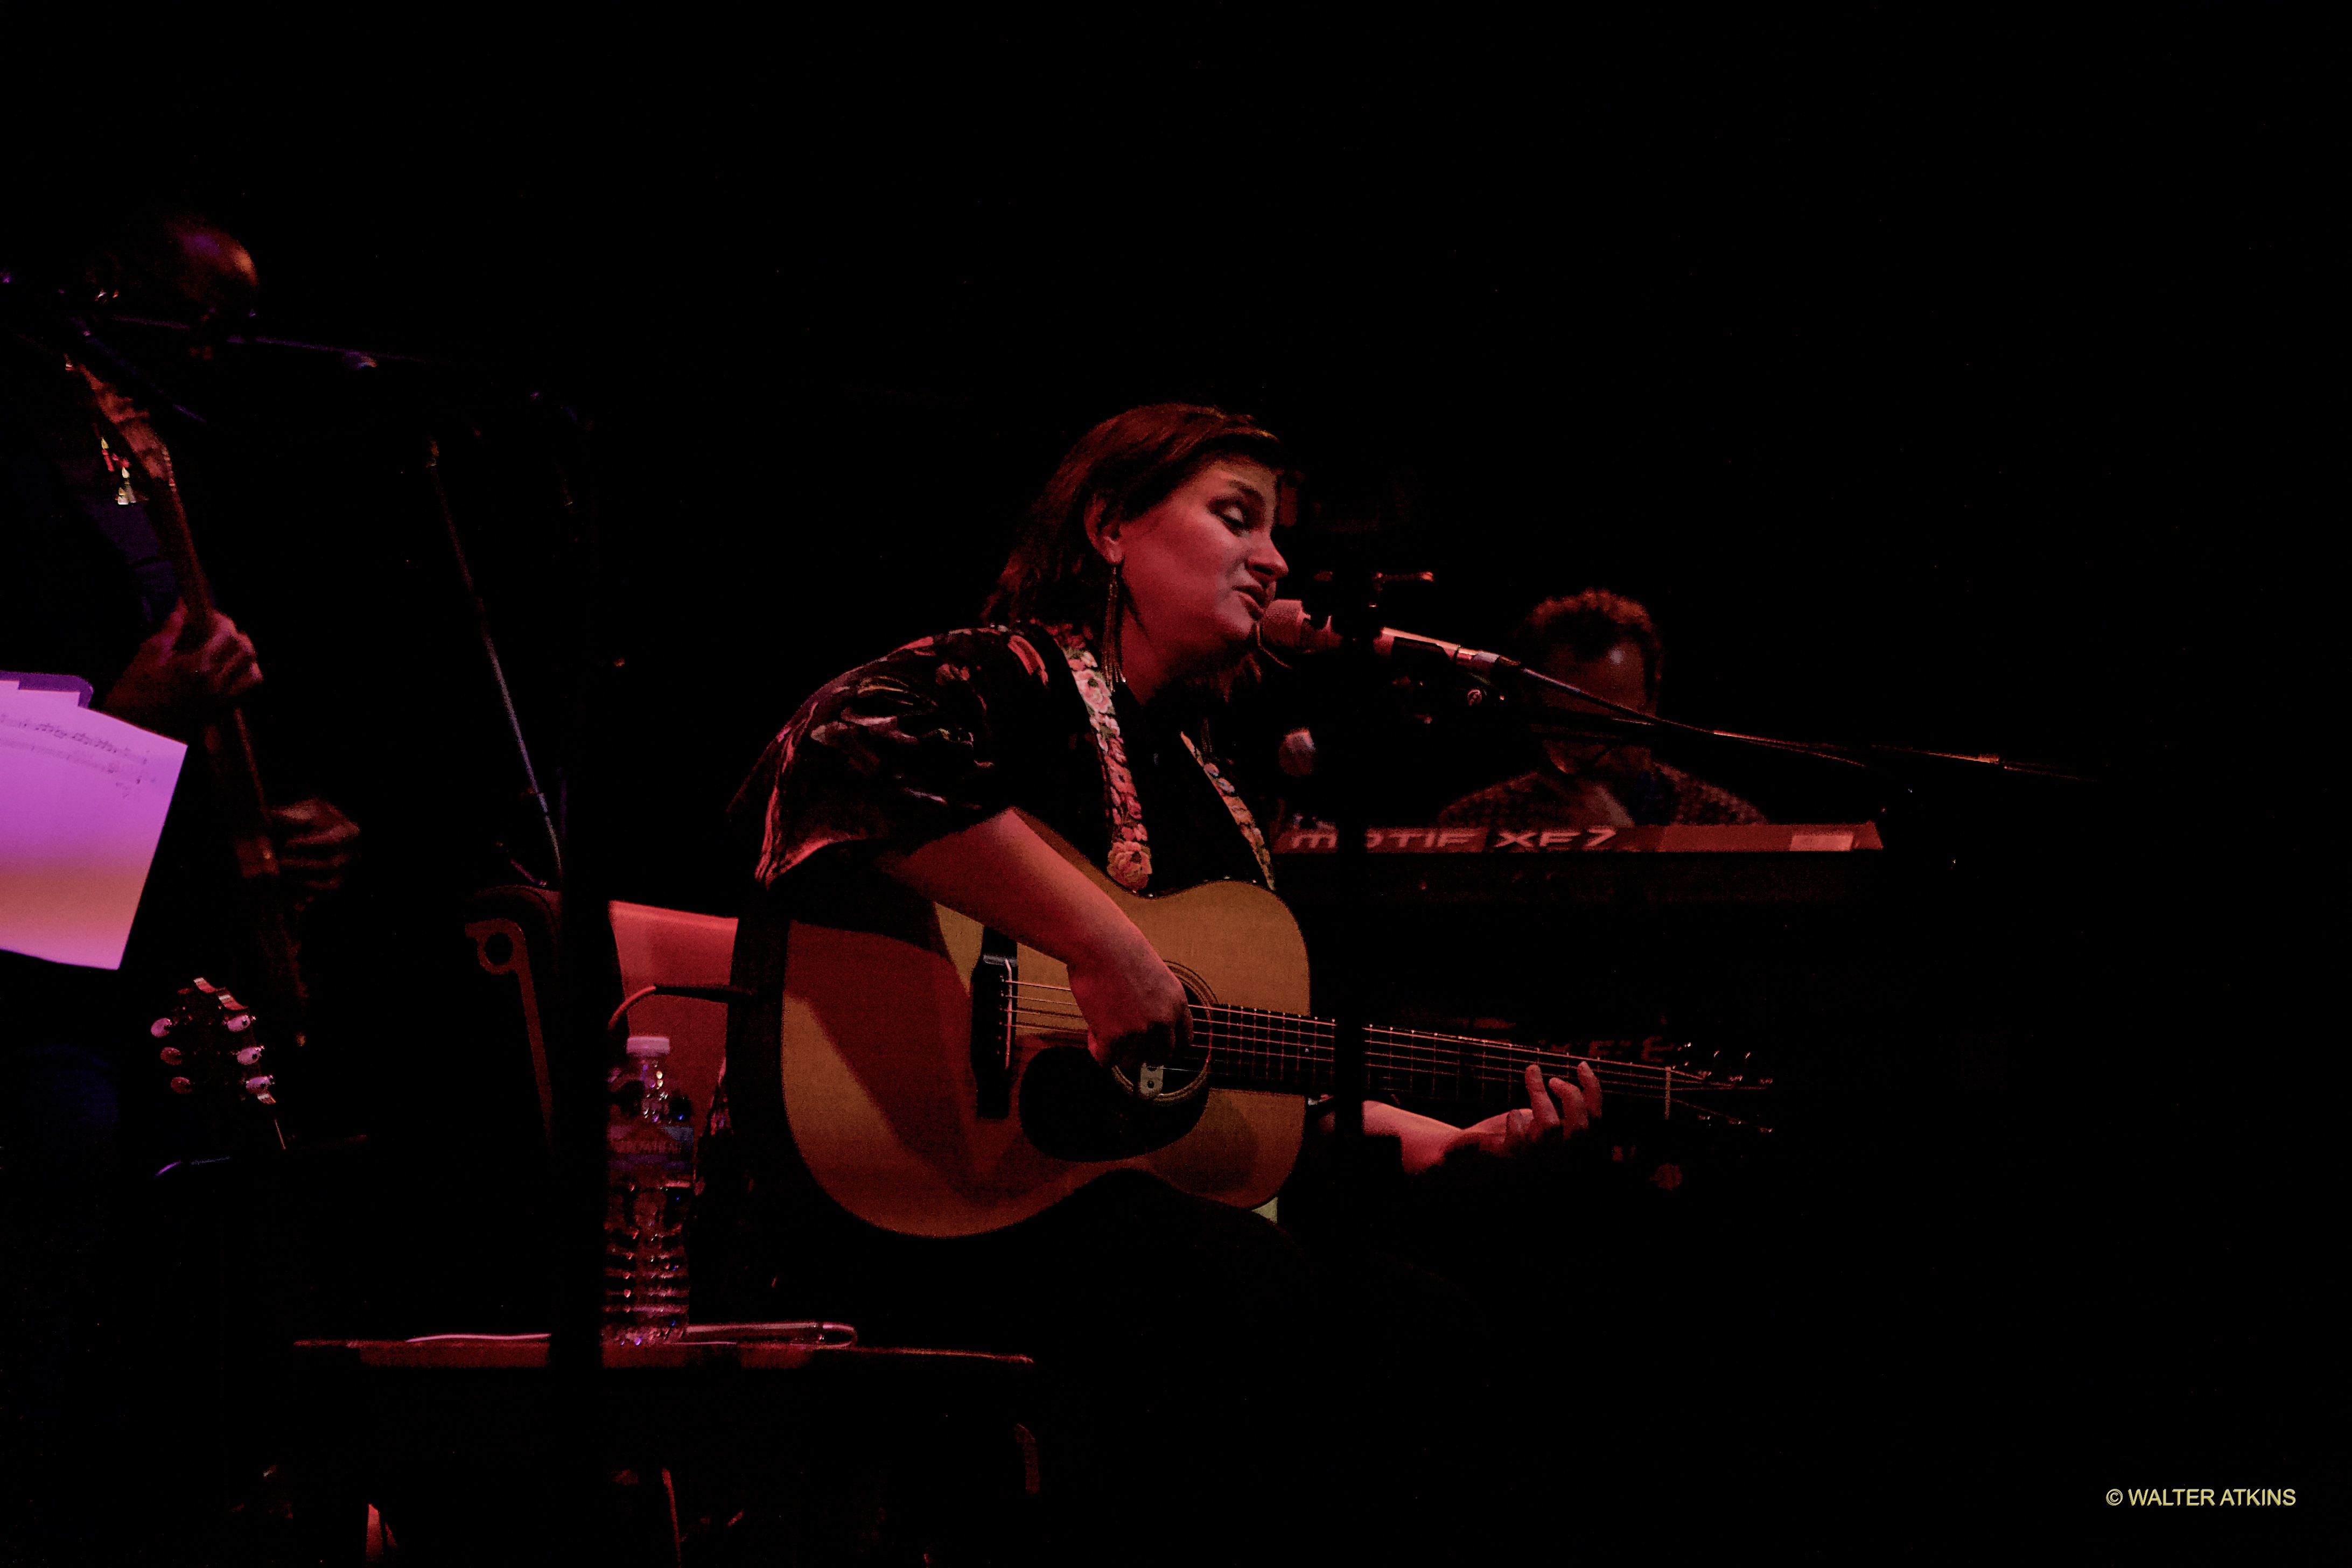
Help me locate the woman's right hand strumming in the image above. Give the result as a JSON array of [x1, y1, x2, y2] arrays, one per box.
[[877, 808, 1194, 1077], [1066, 932, 1195, 1082]]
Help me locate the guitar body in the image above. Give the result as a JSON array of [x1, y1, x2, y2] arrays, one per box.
[[778, 826, 1310, 1238]]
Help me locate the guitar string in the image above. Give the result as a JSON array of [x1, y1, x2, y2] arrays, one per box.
[[1025, 1046, 1745, 1112], [1002, 985, 1754, 1109], [1003, 1002, 1720, 1100], [996, 1007, 1747, 1119], [1002, 981, 1750, 1091]]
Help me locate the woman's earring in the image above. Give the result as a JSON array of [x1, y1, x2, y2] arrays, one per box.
[[1101, 559, 1124, 683]]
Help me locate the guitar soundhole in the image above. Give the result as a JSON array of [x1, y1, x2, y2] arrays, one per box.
[[1166, 972, 1214, 1091], [1164, 962, 1213, 1006]]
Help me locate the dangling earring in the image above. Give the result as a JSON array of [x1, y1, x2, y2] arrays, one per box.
[[1101, 559, 1124, 684]]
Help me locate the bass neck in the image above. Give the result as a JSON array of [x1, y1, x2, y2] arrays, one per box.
[[71, 358, 312, 1046]]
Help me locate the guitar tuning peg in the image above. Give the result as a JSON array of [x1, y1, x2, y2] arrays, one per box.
[[151, 1018, 176, 1037], [234, 1045, 264, 1067], [224, 1014, 255, 1034], [159, 1046, 185, 1066], [242, 1075, 275, 1100], [170, 1077, 194, 1095]]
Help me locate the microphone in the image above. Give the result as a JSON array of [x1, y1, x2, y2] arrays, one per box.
[[1259, 599, 1520, 675], [1261, 599, 1662, 742]]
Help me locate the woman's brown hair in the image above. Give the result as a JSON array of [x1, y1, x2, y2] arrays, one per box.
[[983, 403, 1286, 628]]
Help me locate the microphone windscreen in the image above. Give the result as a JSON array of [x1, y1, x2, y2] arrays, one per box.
[[1261, 599, 1338, 652]]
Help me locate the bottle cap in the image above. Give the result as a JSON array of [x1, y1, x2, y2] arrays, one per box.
[[625, 1035, 672, 1058]]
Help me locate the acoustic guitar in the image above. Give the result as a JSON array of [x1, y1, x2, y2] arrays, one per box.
[[775, 815, 1767, 1237]]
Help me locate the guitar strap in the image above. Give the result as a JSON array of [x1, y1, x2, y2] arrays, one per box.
[[1032, 625, 1276, 894]]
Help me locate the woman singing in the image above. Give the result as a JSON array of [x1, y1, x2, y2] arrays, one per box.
[[733, 403, 1598, 1560]]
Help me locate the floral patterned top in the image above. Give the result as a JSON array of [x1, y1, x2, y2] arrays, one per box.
[[744, 624, 1273, 896]]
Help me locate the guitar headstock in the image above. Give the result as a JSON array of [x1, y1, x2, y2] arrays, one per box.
[[74, 365, 174, 484], [151, 977, 278, 1110], [1657, 1040, 1773, 1090]]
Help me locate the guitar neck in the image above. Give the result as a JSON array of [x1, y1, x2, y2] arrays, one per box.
[[1185, 1003, 1759, 1121], [990, 819, 1763, 1127], [1007, 979, 1755, 1118]]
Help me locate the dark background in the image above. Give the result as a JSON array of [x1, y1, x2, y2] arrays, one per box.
[[17, 64, 2292, 903], [4, 30, 2319, 1543]]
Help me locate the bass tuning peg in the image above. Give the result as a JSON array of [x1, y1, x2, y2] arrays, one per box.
[[170, 1077, 194, 1095], [151, 1018, 175, 1038], [158, 1046, 185, 1066]]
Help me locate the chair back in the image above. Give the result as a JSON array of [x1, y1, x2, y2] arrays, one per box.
[[463, 888, 738, 1150], [607, 900, 739, 1127]]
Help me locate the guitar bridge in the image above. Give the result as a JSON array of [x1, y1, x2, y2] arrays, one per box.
[[969, 931, 1019, 1119]]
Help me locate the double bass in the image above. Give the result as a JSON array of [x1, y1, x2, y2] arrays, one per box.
[[69, 355, 313, 1062]]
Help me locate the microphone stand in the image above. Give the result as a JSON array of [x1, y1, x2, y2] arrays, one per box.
[[424, 438, 566, 882], [1471, 657, 2094, 786], [1374, 630, 2095, 852], [531, 421, 633, 1562], [1298, 600, 2097, 1128], [1293, 570, 1428, 1220], [18, 289, 580, 879]]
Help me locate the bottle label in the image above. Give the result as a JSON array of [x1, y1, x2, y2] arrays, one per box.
[[608, 1119, 695, 1174]]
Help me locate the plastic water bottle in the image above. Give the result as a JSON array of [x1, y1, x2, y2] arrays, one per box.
[[603, 1035, 695, 1345]]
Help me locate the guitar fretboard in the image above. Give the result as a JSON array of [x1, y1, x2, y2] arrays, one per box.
[[1006, 982, 1763, 1120]]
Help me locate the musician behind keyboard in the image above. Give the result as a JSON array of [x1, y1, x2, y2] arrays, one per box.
[[1436, 587, 1767, 831]]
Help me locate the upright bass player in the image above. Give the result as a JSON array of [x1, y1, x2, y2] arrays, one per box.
[[0, 204, 359, 1561]]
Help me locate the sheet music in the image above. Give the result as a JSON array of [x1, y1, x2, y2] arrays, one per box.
[[0, 688, 187, 969]]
